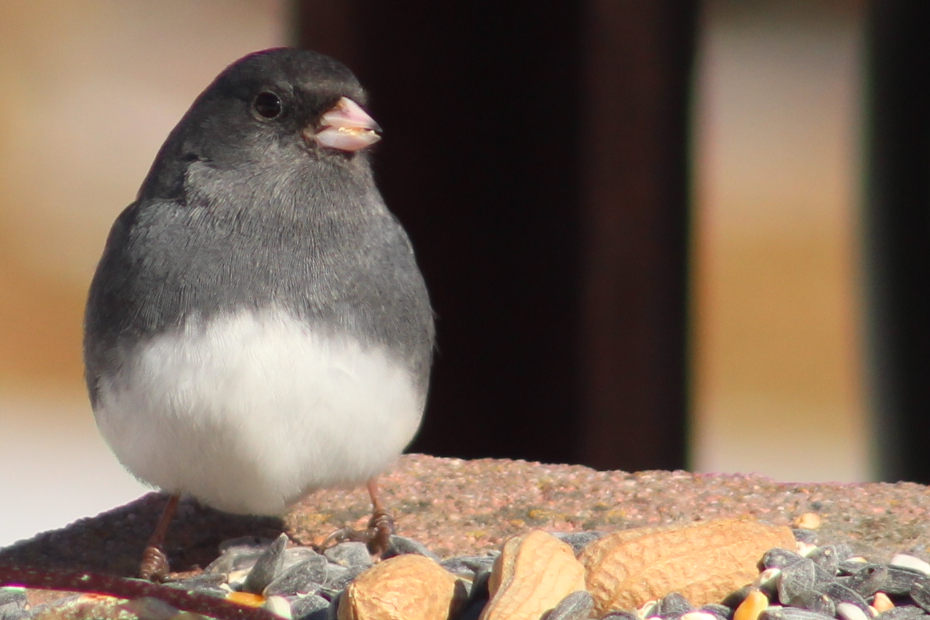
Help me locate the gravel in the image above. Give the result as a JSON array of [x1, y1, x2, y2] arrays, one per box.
[[3, 454, 930, 618]]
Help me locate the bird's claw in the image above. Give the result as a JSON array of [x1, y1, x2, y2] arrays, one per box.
[[139, 545, 170, 582], [317, 509, 395, 557], [365, 508, 394, 555]]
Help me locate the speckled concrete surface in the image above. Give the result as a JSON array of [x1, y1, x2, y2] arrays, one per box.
[[2, 454, 930, 576]]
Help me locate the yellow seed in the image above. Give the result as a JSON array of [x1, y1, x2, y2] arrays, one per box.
[[227, 591, 265, 608], [734, 590, 769, 620], [793, 513, 822, 530], [872, 592, 894, 613]]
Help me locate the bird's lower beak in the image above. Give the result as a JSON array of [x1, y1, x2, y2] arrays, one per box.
[[309, 97, 382, 152]]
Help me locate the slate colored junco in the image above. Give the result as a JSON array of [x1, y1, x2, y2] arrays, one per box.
[[83, 48, 434, 580]]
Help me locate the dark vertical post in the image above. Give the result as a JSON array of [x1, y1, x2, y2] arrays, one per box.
[[297, 3, 586, 464], [864, 1, 930, 482], [577, 2, 698, 471], [297, 2, 696, 471]]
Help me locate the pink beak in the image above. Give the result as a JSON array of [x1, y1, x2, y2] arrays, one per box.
[[309, 97, 382, 152]]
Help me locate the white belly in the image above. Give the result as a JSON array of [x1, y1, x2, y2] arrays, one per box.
[[92, 309, 423, 515]]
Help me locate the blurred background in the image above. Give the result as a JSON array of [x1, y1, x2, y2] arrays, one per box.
[[2, 0, 927, 547]]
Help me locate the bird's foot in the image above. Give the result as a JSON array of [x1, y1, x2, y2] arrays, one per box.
[[139, 544, 170, 582], [138, 494, 180, 581], [365, 508, 394, 555], [318, 508, 395, 557]]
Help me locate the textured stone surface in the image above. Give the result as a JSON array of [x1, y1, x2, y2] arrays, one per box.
[[3, 453, 930, 577]]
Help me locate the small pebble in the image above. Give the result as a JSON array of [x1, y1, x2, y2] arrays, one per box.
[[441, 555, 497, 578], [0, 588, 27, 620], [282, 546, 325, 572], [760, 608, 836, 620], [793, 529, 819, 545], [762, 549, 806, 571], [602, 612, 641, 620], [842, 565, 890, 597], [909, 579, 930, 613], [320, 564, 366, 598], [835, 544, 856, 562], [657, 592, 694, 616], [166, 572, 229, 592], [243, 532, 289, 594], [323, 541, 373, 569], [885, 567, 930, 596], [839, 558, 873, 575], [264, 553, 329, 597], [546, 590, 595, 620], [552, 531, 605, 555], [789, 591, 836, 616], [383, 535, 442, 561], [290, 594, 330, 620], [876, 606, 929, 620], [701, 604, 735, 620], [207, 536, 274, 574], [817, 581, 872, 616], [807, 546, 840, 575], [778, 560, 815, 604]]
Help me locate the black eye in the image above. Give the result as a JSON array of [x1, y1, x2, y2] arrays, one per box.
[[252, 91, 283, 119]]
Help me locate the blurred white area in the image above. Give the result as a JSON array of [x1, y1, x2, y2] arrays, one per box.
[[0, 0, 287, 548], [0, 394, 149, 547], [691, 0, 868, 481]]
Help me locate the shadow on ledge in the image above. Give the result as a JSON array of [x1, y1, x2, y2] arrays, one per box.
[[0, 493, 283, 577]]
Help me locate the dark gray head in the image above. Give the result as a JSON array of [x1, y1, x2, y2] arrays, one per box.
[[85, 48, 434, 402], [139, 48, 378, 204]]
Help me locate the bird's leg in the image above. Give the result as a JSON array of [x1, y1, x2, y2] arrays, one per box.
[[139, 494, 179, 581], [364, 478, 394, 555], [318, 478, 395, 556]]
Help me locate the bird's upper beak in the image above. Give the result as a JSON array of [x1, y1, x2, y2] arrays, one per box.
[[308, 97, 382, 152]]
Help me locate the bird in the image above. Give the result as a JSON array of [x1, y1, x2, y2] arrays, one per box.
[[83, 48, 434, 581]]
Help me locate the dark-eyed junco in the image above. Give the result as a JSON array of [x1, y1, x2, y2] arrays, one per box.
[[83, 48, 434, 580]]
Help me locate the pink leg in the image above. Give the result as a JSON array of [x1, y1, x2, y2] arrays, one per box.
[[139, 494, 179, 581], [365, 478, 395, 555], [318, 477, 395, 556]]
